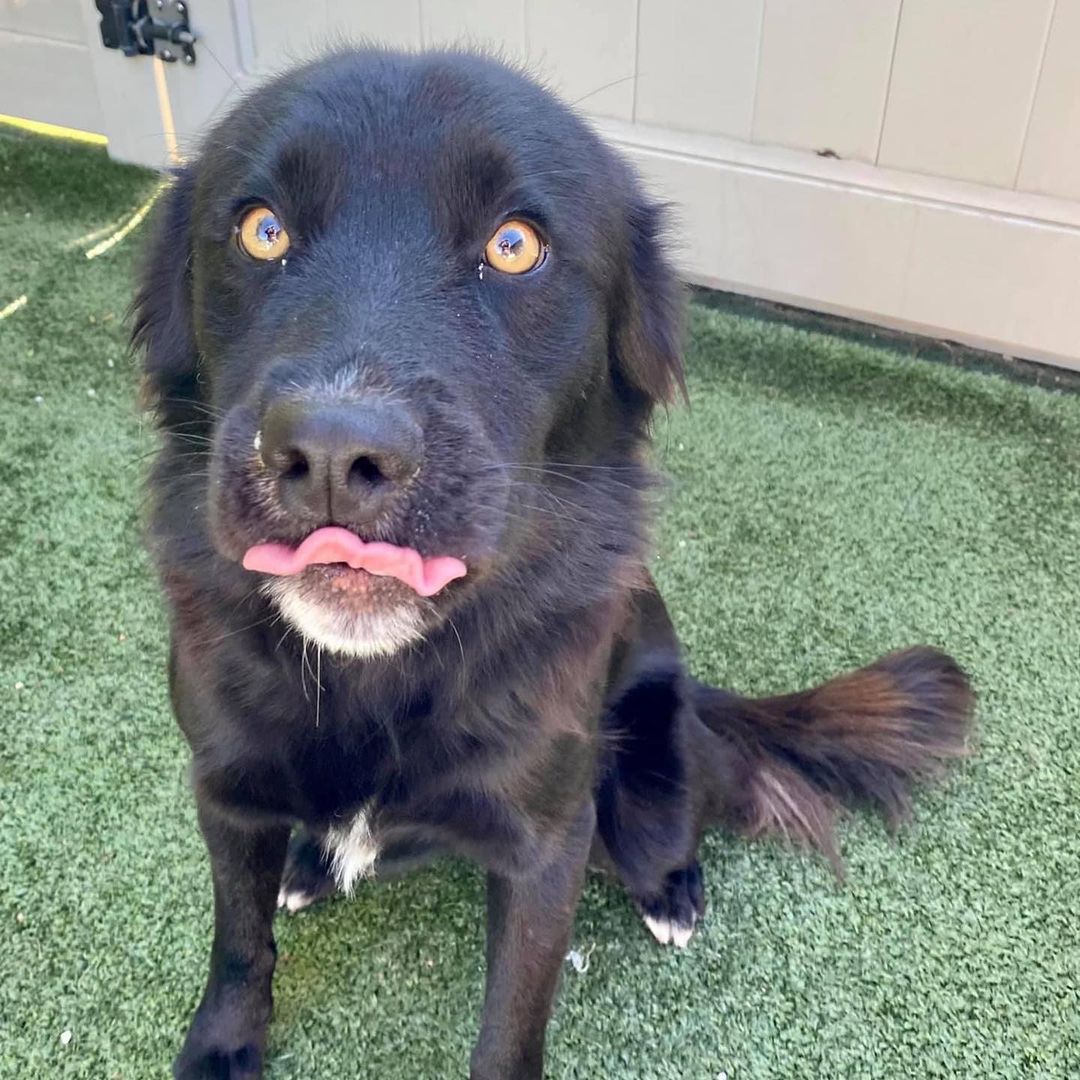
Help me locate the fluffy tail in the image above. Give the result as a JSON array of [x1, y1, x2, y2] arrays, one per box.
[[694, 647, 974, 873]]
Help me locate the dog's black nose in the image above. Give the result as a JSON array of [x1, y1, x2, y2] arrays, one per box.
[[259, 398, 422, 523]]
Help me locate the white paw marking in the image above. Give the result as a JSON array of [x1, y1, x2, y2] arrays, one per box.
[[323, 809, 379, 894], [671, 923, 694, 949], [644, 914, 672, 945], [643, 913, 696, 948], [276, 887, 315, 914]]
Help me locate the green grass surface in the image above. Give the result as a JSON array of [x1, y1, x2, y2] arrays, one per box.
[[1, 128, 1078, 1079]]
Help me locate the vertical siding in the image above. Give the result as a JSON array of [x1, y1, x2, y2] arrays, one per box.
[[246, 0, 422, 66], [901, 203, 1080, 358], [1017, 0, 1080, 201], [248, 0, 329, 66], [523, 0, 638, 120], [635, 0, 763, 139], [421, 0, 526, 54], [718, 168, 916, 314], [42, 0, 1080, 366], [0, 0, 104, 134], [0, 0, 85, 43], [333, 1, 421, 48], [0, 31, 104, 133], [878, 0, 1055, 186], [158, 2, 250, 163], [751, 0, 901, 161], [96, 0, 1079, 198], [631, 149, 918, 317]]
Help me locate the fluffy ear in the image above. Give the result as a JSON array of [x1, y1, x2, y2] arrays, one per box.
[[131, 168, 200, 425], [610, 200, 687, 407]]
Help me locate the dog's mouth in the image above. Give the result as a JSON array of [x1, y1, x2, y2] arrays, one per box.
[[247, 527, 467, 658], [208, 399, 503, 655], [242, 526, 468, 597]]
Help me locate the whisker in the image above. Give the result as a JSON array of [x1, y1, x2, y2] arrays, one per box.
[[300, 637, 311, 702], [478, 461, 644, 473], [446, 615, 467, 669], [127, 449, 210, 468], [571, 72, 640, 109], [166, 419, 216, 431], [476, 462, 647, 492], [195, 613, 278, 648], [169, 432, 215, 445], [159, 398, 227, 420]]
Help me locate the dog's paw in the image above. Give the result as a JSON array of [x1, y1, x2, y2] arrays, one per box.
[[636, 862, 706, 948], [173, 984, 271, 1080], [277, 828, 338, 915], [173, 1040, 264, 1079]]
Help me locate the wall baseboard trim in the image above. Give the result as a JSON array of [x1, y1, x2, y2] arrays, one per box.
[[598, 119, 1080, 372], [691, 287, 1080, 396]]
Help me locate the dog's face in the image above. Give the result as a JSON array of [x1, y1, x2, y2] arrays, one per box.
[[135, 51, 682, 658]]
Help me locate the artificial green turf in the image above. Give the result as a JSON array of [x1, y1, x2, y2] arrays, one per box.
[[1, 127, 1077, 1079]]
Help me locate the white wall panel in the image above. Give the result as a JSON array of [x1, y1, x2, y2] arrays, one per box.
[[15, 0, 1078, 370], [0, 0, 101, 133], [902, 206, 1080, 364], [244, 1, 424, 75], [421, 0, 526, 54], [247, 0, 328, 68], [879, 0, 1055, 187], [333, 1, 421, 49], [752, 0, 901, 162], [599, 119, 1080, 370], [524, 0, 637, 120], [157, 3, 249, 162], [635, 0, 763, 139], [628, 145, 917, 320], [0, 31, 103, 134], [1017, 0, 1080, 201], [0, 0, 84, 43]]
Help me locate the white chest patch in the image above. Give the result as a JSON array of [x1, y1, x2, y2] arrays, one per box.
[[323, 809, 379, 894]]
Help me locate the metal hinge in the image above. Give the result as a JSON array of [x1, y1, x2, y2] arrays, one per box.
[[96, 1, 197, 66]]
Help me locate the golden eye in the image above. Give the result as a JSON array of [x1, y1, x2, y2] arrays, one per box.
[[483, 219, 545, 275], [236, 206, 290, 260]]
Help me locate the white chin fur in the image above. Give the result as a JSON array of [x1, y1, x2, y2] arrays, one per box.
[[267, 579, 425, 658]]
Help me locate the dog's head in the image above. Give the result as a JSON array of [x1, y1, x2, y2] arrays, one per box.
[[135, 49, 683, 659]]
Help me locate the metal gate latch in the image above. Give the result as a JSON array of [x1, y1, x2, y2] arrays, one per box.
[[96, 1, 197, 66]]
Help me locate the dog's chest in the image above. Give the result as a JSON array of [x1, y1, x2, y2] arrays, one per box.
[[322, 807, 379, 894]]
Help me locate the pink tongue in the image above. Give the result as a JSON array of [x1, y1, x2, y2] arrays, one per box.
[[242, 526, 467, 597]]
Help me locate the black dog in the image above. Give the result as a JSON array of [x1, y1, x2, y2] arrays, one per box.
[[133, 48, 974, 1079]]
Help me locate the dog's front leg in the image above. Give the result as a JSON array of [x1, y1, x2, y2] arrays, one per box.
[[470, 802, 594, 1080], [173, 799, 289, 1080]]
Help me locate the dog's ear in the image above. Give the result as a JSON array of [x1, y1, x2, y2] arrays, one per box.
[[610, 200, 687, 407], [131, 168, 200, 424]]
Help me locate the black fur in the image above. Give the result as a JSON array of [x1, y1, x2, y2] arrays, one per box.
[[133, 49, 974, 1079]]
